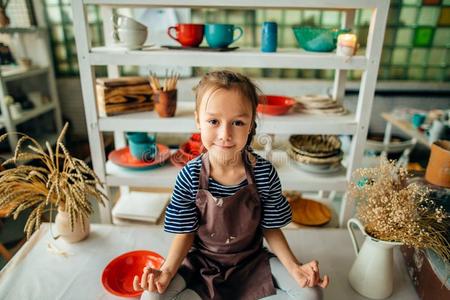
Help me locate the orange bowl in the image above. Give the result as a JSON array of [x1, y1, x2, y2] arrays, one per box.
[[102, 250, 164, 297], [257, 95, 296, 115]]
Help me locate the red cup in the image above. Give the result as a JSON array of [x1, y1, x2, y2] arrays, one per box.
[[167, 24, 204, 47]]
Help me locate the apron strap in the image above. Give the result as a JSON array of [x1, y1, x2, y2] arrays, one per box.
[[199, 152, 210, 190], [242, 150, 256, 186]]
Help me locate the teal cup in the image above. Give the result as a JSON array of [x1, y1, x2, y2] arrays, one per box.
[[128, 140, 158, 161], [205, 23, 243, 48], [126, 132, 158, 161]]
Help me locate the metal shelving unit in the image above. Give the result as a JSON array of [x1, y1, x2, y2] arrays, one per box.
[[0, 27, 63, 150], [72, 0, 390, 226]]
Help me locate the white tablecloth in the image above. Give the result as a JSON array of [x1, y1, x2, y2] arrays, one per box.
[[0, 224, 418, 300]]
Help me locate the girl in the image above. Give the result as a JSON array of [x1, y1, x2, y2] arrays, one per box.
[[134, 70, 329, 299]]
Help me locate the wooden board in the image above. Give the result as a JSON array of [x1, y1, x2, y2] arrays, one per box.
[[285, 193, 332, 226], [96, 76, 149, 88]]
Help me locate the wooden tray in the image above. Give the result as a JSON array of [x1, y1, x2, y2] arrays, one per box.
[[161, 45, 239, 52], [288, 196, 332, 226]]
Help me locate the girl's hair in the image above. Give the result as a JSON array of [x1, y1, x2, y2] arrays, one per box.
[[194, 70, 260, 149]]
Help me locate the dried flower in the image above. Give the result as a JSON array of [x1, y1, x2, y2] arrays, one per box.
[[0, 123, 108, 239], [349, 157, 449, 262]]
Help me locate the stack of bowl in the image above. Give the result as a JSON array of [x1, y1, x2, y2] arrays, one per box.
[[287, 135, 343, 174], [171, 133, 205, 168], [112, 14, 148, 50]]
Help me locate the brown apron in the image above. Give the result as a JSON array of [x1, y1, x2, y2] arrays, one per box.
[[178, 151, 276, 300]]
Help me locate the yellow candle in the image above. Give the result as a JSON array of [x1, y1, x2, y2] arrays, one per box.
[[338, 33, 357, 48]]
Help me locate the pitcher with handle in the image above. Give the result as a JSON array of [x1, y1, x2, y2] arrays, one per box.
[[347, 218, 402, 299]]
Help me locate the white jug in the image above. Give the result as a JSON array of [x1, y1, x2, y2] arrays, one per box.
[[347, 218, 402, 299]]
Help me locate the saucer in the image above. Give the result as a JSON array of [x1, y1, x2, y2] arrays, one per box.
[[111, 44, 155, 51], [108, 144, 171, 169], [161, 45, 239, 52]]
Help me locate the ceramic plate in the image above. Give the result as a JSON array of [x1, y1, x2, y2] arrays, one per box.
[[291, 159, 343, 174], [108, 144, 171, 169], [161, 45, 239, 52]]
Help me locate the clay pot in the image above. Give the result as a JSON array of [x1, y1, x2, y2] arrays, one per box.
[[0, 8, 10, 28], [425, 140, 450, 188], [55, 207, 90, 243], [153, 89, 177, 117]]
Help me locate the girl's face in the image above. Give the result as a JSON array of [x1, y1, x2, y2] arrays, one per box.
[[195, 87, 253, 163]]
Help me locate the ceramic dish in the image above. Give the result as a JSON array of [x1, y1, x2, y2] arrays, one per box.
[[287, 148, 343, 164], [289, 144, 341, 158], [257, 95, 297, 116], [292, 27, 350, 52], [161, 45, 239, 52], [102, 250, 165, 297], [108, 144, 171, 169], [289, 135, 341, 155], [291, 158, 343, 174]]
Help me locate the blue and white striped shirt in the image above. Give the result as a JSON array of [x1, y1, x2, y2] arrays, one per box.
[[164, 153, 292, 233]]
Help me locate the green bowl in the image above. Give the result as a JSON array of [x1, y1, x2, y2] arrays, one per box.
[[292, 27, 351, 52]]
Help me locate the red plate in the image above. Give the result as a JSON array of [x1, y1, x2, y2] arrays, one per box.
[[257, 95, 297, 115], [170, 150, 191, 169], [102, 250, 165, 298], [108, 144, 171, 169]]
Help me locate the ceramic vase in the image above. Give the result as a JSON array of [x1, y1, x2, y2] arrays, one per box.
[[425, 140, 450, 188], [347, 218, 402, 299], [55, 207, 90, 243]]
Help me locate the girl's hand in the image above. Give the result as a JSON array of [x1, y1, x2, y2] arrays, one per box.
[[133, 267, 173, 294], [289, 260, 329, 289]]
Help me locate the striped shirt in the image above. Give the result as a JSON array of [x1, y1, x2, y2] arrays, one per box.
[[164, 152, 292, 233]]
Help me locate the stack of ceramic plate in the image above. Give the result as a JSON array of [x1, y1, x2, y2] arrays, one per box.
[[287, 135, 343, 173], [294, 94, 348, 115]]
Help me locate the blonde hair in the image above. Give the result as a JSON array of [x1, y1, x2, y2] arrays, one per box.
[[194, 70, 260, 148]]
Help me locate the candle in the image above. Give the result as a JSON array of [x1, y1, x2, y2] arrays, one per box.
[[337, 33, 357, 56], [338, 33, 357, 47]]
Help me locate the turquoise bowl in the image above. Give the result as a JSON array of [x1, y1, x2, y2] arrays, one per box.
[[292, 27, 351, 52]]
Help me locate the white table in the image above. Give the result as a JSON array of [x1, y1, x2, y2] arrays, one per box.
[[0, 224, 418, 300]]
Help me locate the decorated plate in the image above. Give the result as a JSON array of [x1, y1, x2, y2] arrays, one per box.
[[108, 144, 171, 169]]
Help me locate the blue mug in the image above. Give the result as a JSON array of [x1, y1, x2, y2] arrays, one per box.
[[261, 22, 277, 52], [126, 132, 153, 143], [128, 139, 158, 161], [205, 23, 243, 48]]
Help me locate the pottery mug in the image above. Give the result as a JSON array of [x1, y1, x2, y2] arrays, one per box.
[[205, 23, 243, 48], [127, 133, 158, 161], [167, 24, 204, 47]]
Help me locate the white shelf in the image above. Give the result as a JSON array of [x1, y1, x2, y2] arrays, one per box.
[[105, 150, 348, 191], [99, 102, 357, 135], [11, 102, 56, 126], [90, 47, 367, 70], [84, 0, 380, 9], [1, 66, 49, 82]]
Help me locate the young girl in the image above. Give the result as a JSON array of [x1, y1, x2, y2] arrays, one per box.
[[134, 70, 329, 299]]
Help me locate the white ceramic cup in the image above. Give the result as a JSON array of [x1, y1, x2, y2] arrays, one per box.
[[112, 14, 147, 31], [113, 28, 148, 50]]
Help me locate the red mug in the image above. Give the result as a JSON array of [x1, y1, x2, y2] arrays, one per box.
[[167, 24, 204, 47]]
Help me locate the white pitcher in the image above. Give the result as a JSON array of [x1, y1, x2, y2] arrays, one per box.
[[347, 218, 402, 299]]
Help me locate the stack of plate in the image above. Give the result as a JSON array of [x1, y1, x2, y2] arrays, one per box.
[[294, 94, 348, 115], [287, 135, 343, 174]]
